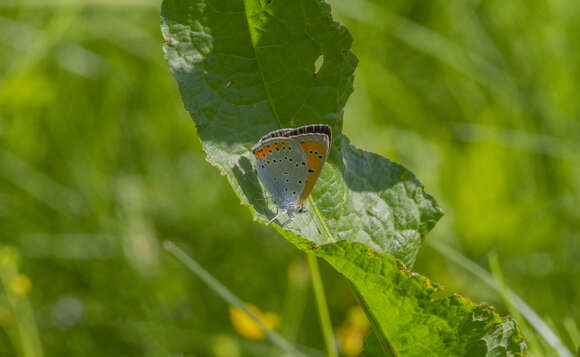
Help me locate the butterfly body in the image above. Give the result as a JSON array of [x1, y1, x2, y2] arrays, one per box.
[[252, 124, 332, 215]]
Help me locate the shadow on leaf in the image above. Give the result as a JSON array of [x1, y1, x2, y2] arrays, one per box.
[[233, 155, 275, 219]]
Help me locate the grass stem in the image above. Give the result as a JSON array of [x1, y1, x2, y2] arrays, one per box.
[[163, 241, 304, 357], [429, 240, 573, 357], [306, 252, 338, 357]]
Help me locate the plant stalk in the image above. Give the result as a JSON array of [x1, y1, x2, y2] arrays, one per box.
[[306, 252, 338, 357]]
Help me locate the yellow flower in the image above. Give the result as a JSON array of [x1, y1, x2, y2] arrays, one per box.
[[229, 303, 280, 340], [338, 306, 370, 356], [338, 325, 366, 357], [10, 274, 31, 296], [346, 305, 370, 332]]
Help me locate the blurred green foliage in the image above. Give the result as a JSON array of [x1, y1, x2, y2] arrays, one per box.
[[0, 0, 578, 356]]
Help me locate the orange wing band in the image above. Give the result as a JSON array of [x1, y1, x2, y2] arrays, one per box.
[[298, 141, 327, 203], [253, 143, 287, 158]]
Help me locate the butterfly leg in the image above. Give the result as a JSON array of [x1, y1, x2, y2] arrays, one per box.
[[274, 210, 296, 228], [268, 209, 288, 225]]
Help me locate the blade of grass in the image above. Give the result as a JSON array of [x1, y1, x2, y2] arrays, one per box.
[[330, 0, 519, 105], [0, 149, 83, 215], [488, 251, 543, 355], [306, 252, 338, 357], [281, 259, 309, 343], [0, 247, 44, 357], [306, 196, 338, 357], [162, 241, 304, 357], [428, 240, 573, 357], [562, 317, 579, 354], [452, 123, 580, 162]]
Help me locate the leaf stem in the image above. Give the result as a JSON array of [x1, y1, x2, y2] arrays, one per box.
[[306, 252, 338, 357], [163, 241, 304, 357], [308, 196, 335, 242]]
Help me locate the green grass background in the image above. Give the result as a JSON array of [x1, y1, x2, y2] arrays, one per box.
[[0, 0, 579, 355]]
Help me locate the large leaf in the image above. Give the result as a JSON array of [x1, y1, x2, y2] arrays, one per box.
[[161, 0, 527, 355], [161, 0, 439, 268]]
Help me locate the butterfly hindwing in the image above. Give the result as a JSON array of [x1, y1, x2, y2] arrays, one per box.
[[253, 137, 308, 210]]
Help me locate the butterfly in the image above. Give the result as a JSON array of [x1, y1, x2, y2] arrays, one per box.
[[252, 124, 332, 222]]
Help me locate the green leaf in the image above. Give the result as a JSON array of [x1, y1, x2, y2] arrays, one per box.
[[161, 0, 440, 268], [161, 0, 527, 355], [318, 241, 527, 357]]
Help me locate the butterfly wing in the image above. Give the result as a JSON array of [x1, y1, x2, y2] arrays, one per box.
[[295, 132, 331, 205], [252, 137, 308, 210]]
